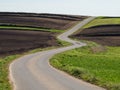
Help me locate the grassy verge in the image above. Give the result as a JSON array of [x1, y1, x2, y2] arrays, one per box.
[[56, 39, 71, 47], [50, 42, 120, 90], [0, 55, 20, 90], [83, 17, 120, 28], [0, 25, 63, 33]]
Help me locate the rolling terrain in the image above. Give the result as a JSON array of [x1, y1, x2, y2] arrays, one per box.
[[0, 12, 87, 56], [0, 12, 89, 90], [1, 13, 120, 90], [51, 17, 120, 90], [9, 17, 105, 90]]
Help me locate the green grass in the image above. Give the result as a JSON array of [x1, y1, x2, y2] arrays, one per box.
[[0, 25, 63, 33], [50, 43, 120, 90], [83, 17, 120, 28], [56, 39, 71, 47], [0, 55, 20, 90]]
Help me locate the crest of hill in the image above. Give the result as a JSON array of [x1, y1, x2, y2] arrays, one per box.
[[0, 12, 87, 21], [0, 12, 88, 30]]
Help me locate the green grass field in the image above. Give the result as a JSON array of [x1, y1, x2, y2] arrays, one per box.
[[0, 25, 63, 33], [50, 43, 120, 90], [84, 17, 120, 28]]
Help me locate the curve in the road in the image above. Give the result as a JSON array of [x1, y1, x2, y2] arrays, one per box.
[[9, 17, 105, 90]]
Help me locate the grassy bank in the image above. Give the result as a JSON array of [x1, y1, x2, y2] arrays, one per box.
[[50, 42, 120, 90], [84, 17, 120, 28], [0, 55, 20, 90]]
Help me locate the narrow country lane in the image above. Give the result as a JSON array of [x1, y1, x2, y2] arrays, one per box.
[[9, 17, 105, 90]]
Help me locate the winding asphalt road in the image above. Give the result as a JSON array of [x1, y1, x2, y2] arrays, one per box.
[[10, 17, 105, 90]]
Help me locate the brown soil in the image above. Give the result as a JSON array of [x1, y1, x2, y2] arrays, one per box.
[[0, 12, 87, 30], [0, 12, 87, 56], [0, 29, 58, 56], [72, 25, 120, 46]]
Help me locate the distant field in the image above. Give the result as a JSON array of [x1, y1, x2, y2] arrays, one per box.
[[0, 12, 87, 30], [72, 17, 120, 46], [84, 17, 120, 28], [50, 44, 120, 90], [72, 25, 120, 46]]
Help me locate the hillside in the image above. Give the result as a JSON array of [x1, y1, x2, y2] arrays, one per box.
[[0, 12, 87, 56]]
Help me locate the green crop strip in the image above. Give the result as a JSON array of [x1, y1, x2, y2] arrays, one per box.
[[83, 17, 120, 28], [0, 25, 63, 33]]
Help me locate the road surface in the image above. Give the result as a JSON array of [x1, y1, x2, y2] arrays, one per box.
[[10, 17, 105, 90]]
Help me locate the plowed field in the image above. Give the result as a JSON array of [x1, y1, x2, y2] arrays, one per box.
[[72, 25, 120, 46], [0, 12, 87, 56], [0, 29, 58, 56]]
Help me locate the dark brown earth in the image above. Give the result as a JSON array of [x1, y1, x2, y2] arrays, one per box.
[[0, 12, 87, 30], [0, 29, 59, 56], [72, 25, 120, 46], [0, 12, 88, 56]]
